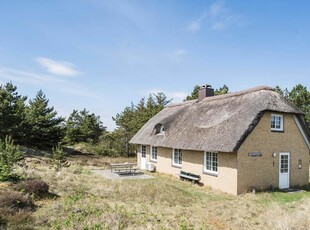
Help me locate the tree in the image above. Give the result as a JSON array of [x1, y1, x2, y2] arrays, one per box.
[[215, 84, 229, 95], [0, 82, 27, 142], [25, 90, 65, 148], [185, 84, 229, 101], [288, 84, 310, 125], [185, 85, 200, 101], [51, 143, 70, 171], [112, 92, 172, 156], [274, 86, 289, 98], [0, 136, 23, 181], [275, 84, 310, 127], [65, 109, 105, 144]]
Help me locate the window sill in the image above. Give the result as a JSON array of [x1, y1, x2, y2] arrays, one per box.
[[203, 171, 218, 177], [150, 159, 157, 163], [271, 129, 284, 133], [172, 163, 182, 168]]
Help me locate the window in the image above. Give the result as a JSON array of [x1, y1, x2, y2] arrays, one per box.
[[271, 114, 283, 131], [141, 145, 146, 158], [154, 124, 165, 135], [172, 149, 182, 167], [150, 146, 157, 162], [204, 152, 218, 175]]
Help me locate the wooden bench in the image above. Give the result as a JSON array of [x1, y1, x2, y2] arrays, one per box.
[[179, 170, 201, 183], [110, 163, 138, 175]]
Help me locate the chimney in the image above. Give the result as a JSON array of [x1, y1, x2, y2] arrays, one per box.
[[198, 84, 214, 101]]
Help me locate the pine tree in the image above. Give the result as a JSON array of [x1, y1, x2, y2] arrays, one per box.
[[25, 90, 65, 148], [64, 109, 105, 144], [0, 136, 23, 181], [112, 92, 172, 156], [51, 143, 70, 171], [0, 82, 27, 142]]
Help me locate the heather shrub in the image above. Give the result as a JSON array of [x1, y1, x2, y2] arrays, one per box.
[[13, 179, 49, 198], [0, 190, 35, 213]]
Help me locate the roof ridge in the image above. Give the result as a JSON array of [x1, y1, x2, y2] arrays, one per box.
[[167, 85, 273, 108], [201, 85, 273, 102]]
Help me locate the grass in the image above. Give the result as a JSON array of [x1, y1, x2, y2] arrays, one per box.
[[0, 153, 309, 229]]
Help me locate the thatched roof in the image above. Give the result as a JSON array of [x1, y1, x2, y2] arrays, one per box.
[[130, 86, 309, 152]]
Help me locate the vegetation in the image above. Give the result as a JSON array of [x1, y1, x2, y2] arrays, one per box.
[[109, 92, 172, 156], [0, 155, 309, 229], [51, 144, 70, 171], [64, 109, 105, 144], [185, 84, 230, 101], [0, 82, 27, 141], [13, 179, 49, 198], [0, 136, 23, 181], [25, 90, 65, 148], [275, 84, 310, 126], [0, 81, 309, 160]]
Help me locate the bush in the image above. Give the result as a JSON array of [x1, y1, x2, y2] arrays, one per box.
[[0, 136, 23, 181], [0, 190, 35, 213], [52, 143, 70, 171], [13, 179, 49, 198]]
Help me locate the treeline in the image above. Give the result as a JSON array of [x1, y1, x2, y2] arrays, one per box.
[[0, 82, 172, 157], [0, 82, 105, 149], [0, 82, 309, 157]]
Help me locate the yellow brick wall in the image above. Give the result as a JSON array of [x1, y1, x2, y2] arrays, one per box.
[[237, 112, 309, 194], [138, 145, 238, 195]]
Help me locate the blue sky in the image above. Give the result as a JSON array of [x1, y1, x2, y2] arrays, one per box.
[[0, 0, 309, 130]]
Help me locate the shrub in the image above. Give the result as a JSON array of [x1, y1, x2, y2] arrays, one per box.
[[0, 214, 7, 228], [52, 143, 70, 171], [0, 136, 23, 181], [13, 179, 49, 198], [0, 190, 35, 213]]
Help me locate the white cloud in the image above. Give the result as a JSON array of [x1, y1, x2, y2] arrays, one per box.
[[186, 0, 247, 32], [0, 67, 99, 98], [35, 57, 80, 76], [0, 67, 63, 85]]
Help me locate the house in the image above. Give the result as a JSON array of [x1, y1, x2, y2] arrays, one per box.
[[130, 85, 310, 195]]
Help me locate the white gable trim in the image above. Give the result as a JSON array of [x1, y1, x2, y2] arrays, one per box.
[[293, 115, 310, 149]]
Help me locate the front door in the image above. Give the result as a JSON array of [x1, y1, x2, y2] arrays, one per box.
[[140, 145, 146, 170], [279, 152, 290, 189]]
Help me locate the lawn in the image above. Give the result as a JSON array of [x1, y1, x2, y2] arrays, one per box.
[[1, 153, 310, 230]]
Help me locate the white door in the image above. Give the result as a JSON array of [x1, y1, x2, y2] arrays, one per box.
[[140, 145, 146, 170], [279, 152, 290, 189]]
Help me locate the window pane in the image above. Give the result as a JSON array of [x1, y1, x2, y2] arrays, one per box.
[[151, 146, 157, 160], [173, 149, 182, 165], [179, 150, 182, 164], [141, 145, 146, 157], [205, 152, 218, 172]]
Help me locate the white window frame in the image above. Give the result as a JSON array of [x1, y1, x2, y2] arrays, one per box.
[[271, 114, 284, 131], [141, 145, 146, 158], [172, 149, 182, 167], [150, 146, 157, 162], [203, 152, 218, 175]]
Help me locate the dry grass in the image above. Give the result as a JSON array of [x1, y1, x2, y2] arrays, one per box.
[[1, 155, 309, 229]]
